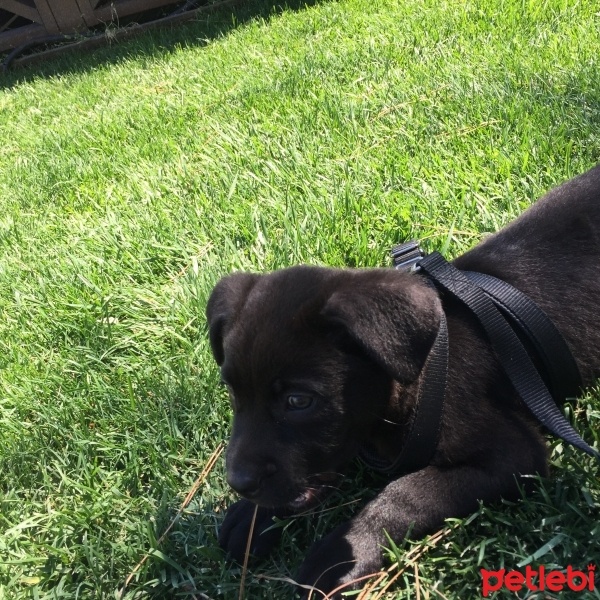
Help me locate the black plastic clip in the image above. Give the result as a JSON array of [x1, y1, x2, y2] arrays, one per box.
[[391, 240, 425, 272]]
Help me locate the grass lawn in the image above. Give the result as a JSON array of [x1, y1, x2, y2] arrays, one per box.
[[1, 0, 599, 597]]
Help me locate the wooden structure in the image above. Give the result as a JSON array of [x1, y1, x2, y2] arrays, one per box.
[[0, 0, 182, 52]]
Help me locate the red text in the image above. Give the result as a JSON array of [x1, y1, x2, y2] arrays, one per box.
[[481, 564, 596, 596]]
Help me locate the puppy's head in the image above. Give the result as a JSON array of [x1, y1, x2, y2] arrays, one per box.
[[206, 266, 442, 510]]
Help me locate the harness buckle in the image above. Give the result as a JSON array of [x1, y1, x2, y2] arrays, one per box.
[[391, 240, 426, 272]]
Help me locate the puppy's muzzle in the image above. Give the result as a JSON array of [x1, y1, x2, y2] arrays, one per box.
[[226, 458, 278, 500]]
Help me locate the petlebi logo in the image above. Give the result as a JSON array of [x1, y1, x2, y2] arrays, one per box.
[[481, 564, 596, 596]]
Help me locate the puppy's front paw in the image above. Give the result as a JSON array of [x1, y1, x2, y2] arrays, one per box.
[[218, 499, 285, 562], [295, 522, 382, 599]]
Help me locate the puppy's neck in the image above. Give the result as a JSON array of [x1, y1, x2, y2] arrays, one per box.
[[366, 379, 421, 462]]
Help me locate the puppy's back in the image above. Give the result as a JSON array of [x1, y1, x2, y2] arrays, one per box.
[[454, 164, 600, 383]]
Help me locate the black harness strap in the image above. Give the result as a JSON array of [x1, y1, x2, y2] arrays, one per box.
[[359, 313, 448, 474], [361, 243, 599, 475], [419, 252, 600, 461], [463, 270, 582, 401]]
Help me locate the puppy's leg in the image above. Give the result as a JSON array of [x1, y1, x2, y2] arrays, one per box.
[[296, 448, 545, 598], [219, 500, 287, 562]]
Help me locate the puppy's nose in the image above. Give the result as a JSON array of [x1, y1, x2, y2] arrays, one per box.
[[227, 470, 261, 498], [227, 463, 277, 499]]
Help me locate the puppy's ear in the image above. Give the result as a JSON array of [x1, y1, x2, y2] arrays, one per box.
[[206, 273, 259, 365], [321, 275, 442, 383]]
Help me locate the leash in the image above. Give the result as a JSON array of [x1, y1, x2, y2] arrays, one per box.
[[359, 241, 600, 475]]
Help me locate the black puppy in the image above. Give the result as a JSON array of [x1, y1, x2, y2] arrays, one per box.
[[206, 164, 600, 597]]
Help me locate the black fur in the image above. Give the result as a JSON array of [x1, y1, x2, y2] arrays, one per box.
[[206, 165, 600, 597]]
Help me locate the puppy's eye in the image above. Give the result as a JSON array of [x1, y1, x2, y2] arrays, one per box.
[[286, 394, 314, 410]]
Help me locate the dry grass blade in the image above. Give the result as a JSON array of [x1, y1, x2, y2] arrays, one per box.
[[414, 562, 420, 600], [239, 504, 259, 600], [258, 565, 377, 599], [354, 525, 455, 600], [119, 443, 224, 598], [256, 573, 327, 592], [356, 573, 387, 600], [322, 571, 382, 599], [371, 527, 454, 600]]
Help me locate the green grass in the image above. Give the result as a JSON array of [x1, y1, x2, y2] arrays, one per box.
[[1, 0, 599, 597]]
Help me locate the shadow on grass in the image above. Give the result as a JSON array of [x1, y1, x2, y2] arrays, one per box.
[[0, 0, 322, 89]]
